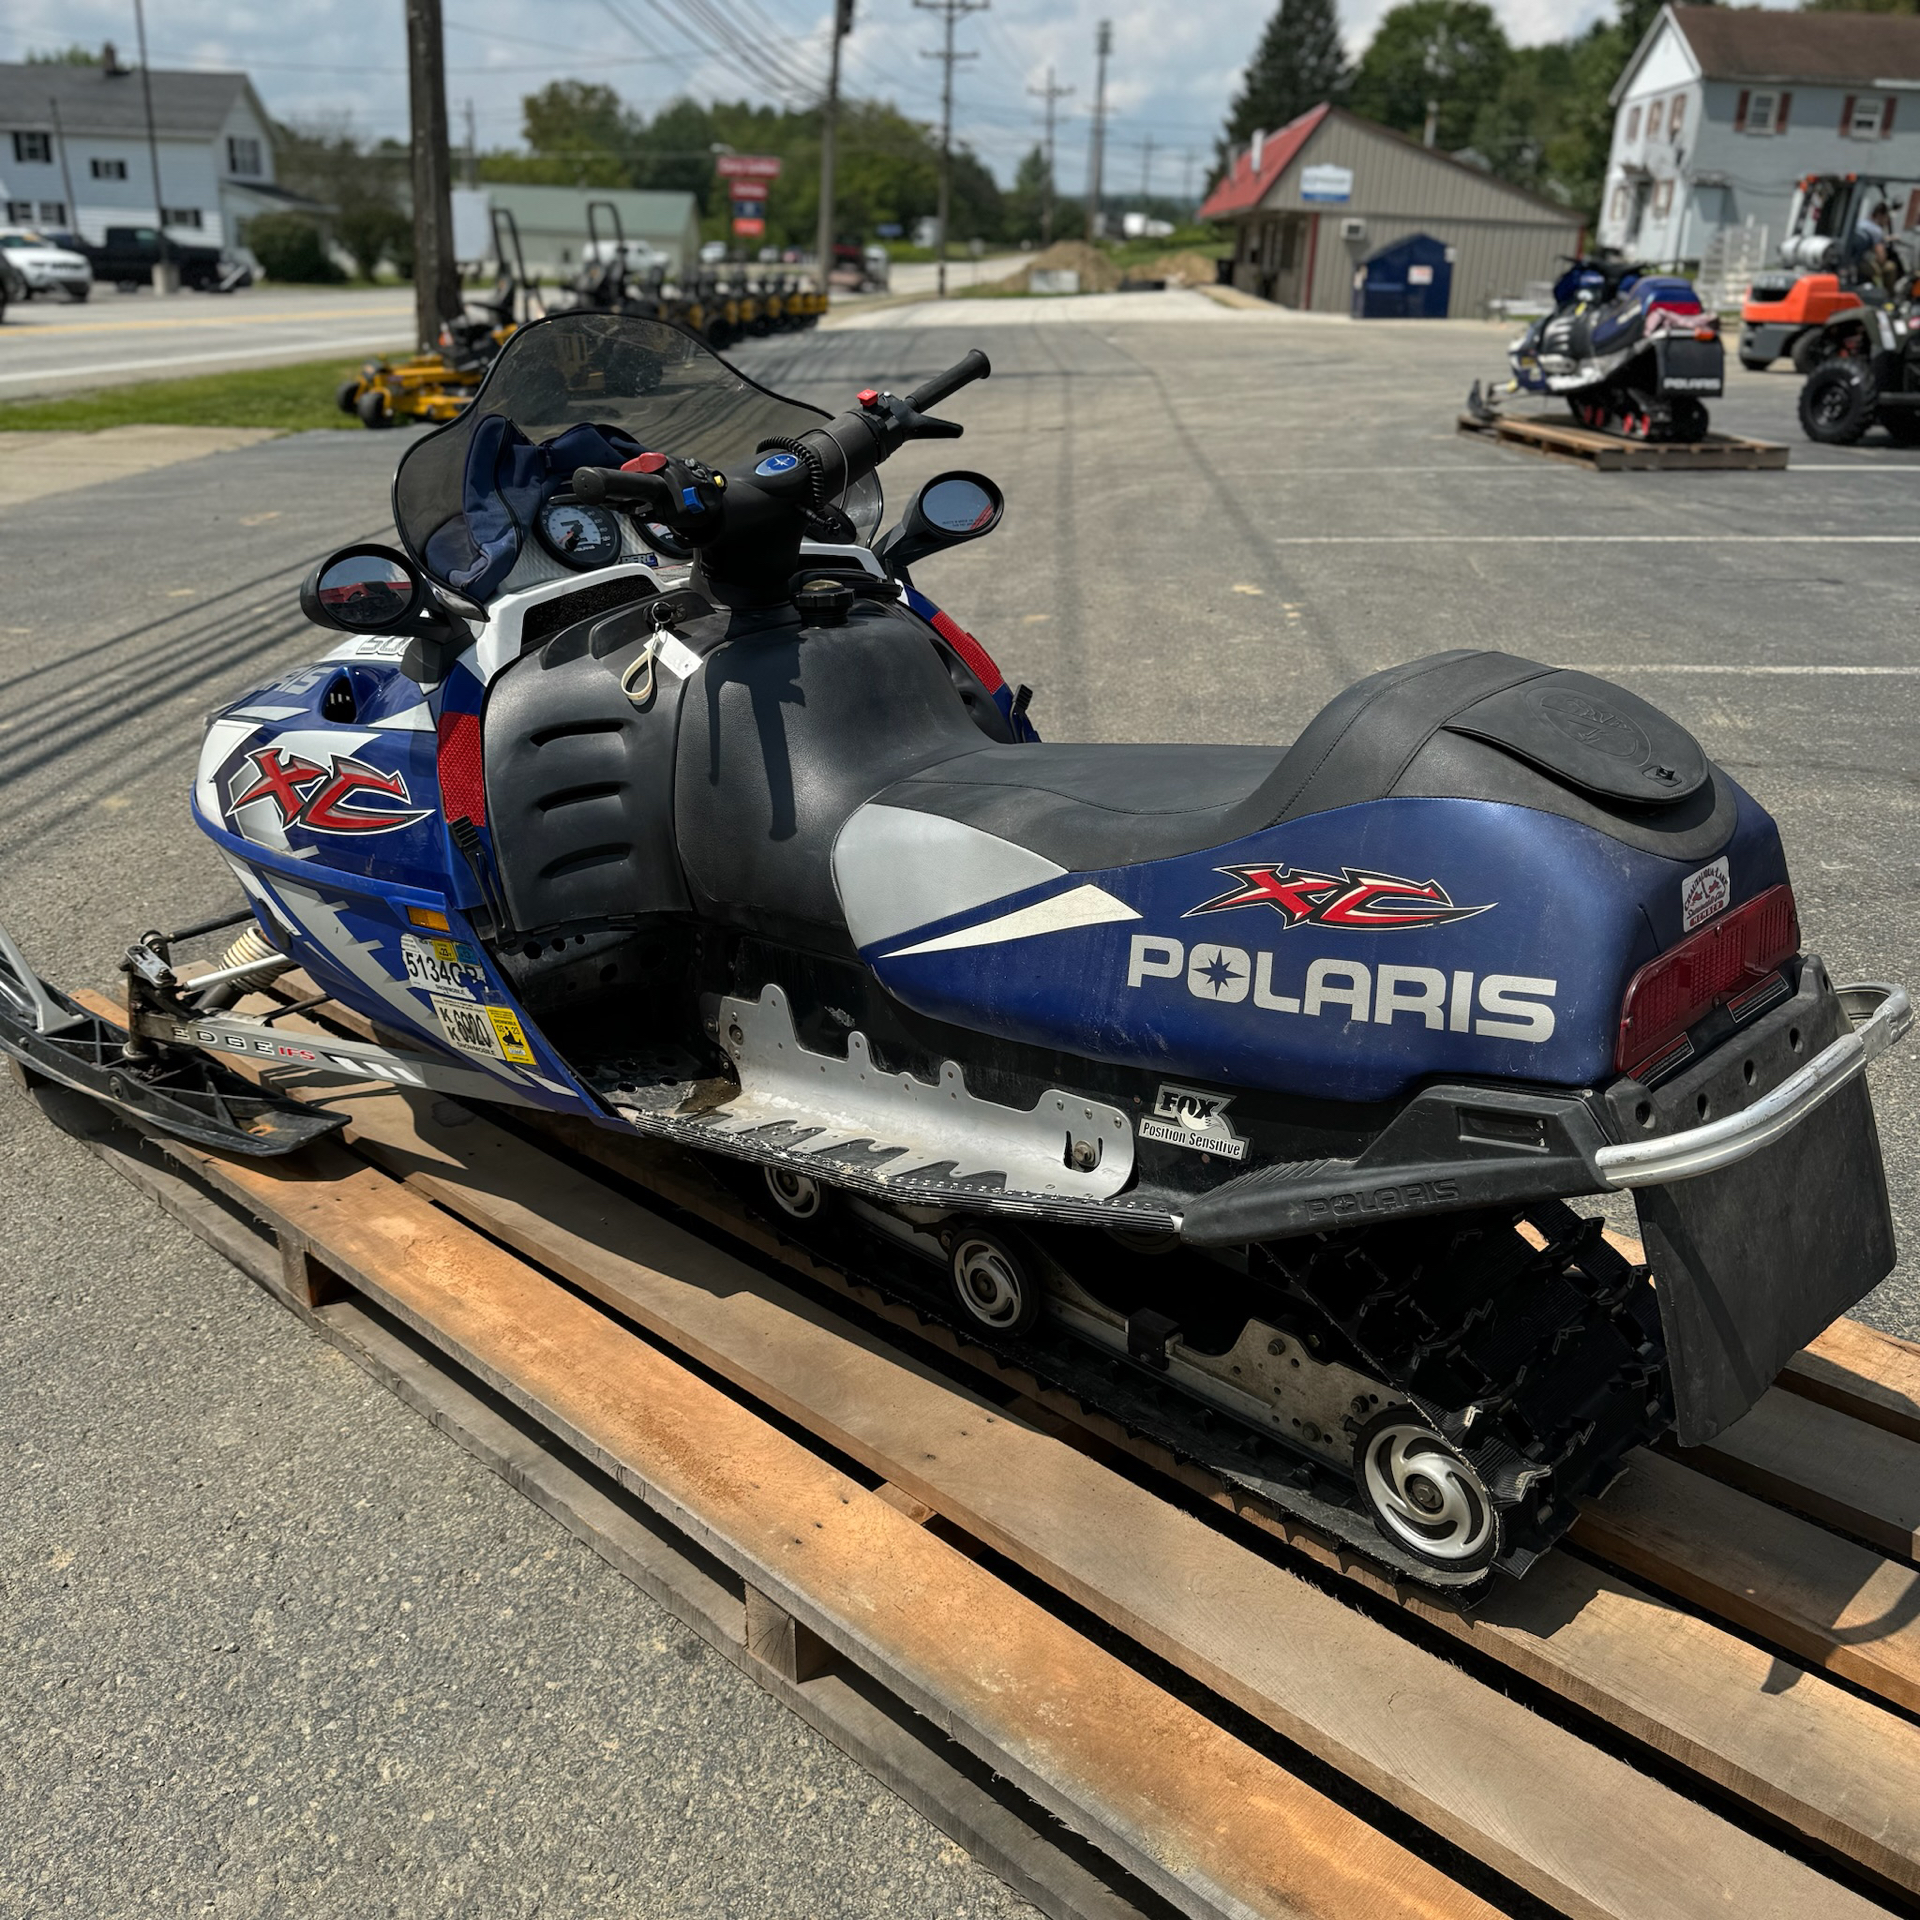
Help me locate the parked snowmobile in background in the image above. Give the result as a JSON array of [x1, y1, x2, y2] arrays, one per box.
[[1482, 254, 1725, 441], [2, 311, 1905, 1587]]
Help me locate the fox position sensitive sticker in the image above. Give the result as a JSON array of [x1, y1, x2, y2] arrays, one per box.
[[1139, 1083, 1248, 1160], [1681, 856, 1730, 932]]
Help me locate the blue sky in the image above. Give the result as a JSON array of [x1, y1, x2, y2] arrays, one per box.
[[4, 0, 1777, 189]]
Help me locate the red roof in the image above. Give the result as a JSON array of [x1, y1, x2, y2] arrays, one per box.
[[1197, 105, 1330, 220]]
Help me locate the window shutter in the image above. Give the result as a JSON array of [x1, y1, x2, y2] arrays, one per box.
[[1734, 89, 1749, 132], [1777, 91, 1792, 133], [1842, 93, 1855, 134], [1885, 97, 1897, 138]]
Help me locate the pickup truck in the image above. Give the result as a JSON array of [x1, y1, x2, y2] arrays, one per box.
[[84, 226, 252, 293]]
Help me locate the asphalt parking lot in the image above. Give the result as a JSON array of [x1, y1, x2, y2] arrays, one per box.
[[4, 295, 1920, 1916]]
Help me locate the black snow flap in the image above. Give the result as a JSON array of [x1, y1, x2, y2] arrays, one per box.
[[1621, 968, 1896, 1445]]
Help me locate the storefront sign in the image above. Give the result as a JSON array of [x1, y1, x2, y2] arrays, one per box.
[[1301, 164, 1354, 204]]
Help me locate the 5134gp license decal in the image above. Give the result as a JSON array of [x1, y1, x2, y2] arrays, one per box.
[[431, 994, 536, 1065]]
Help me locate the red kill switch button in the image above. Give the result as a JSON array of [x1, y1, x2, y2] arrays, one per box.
[[623, 451, 670, 472], [857, 388, 880, 408]]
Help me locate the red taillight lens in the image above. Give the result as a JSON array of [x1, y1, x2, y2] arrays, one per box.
[[1615, 884, 1800, 1075]]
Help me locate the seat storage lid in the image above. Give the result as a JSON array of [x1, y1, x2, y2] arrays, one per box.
[[1443, 669, 1708, 806]]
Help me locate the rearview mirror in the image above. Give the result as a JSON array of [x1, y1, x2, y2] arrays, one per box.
[[301, 545, 421, 633], [875, 470, 1003, 578]]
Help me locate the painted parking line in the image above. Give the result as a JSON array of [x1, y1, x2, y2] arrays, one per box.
[[1581, 663, 1920, 675], [2, 303, 411, 337], [1269, 533, 1920, 544]]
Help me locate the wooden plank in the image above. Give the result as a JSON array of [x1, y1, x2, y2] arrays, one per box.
[[1784, 1318, 1920, 1448], [1574, 1451, 1920, 1716], [124, 1122, 1496, 1920], [285, 1298, 1184, 1920], [1688, 1389, 1920, 1562], [1456, 412, 1788, 471], [224, 1072, 1886, 1920]]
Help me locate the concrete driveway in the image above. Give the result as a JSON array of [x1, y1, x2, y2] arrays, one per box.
[[3, 300, 1918, 1916]]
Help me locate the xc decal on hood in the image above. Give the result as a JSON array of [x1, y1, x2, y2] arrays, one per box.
[[228, 747, 432, 836], [1187, 865, 1492, 930]]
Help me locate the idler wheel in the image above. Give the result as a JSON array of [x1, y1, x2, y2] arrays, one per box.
[[1355, 1408, 1501, 1571], [948, 1226, 1040, 1336], [763, 1164, 829, 1221]]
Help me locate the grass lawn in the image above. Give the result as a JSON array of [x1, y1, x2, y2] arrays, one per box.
[[0, 355, 376, 433]]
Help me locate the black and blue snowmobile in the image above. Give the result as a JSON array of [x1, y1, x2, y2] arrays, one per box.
[[1473, 254, 1726, 441], [0, 310, 1904, 1586]]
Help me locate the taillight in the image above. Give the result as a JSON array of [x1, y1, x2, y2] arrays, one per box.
[[1615, 884, 1800, 1076]]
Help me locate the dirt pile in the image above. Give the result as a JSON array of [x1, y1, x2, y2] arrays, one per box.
[[1146, 250, 1223, 287], [985, 240, 1124, 294]]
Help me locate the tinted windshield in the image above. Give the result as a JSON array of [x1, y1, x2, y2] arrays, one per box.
[[393, 311, 881, 592]]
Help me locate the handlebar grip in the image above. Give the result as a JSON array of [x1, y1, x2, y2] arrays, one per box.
[[573, 466, 672, 513], [905, 349, 991, 415]]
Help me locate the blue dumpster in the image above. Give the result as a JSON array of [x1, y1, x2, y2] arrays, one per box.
[[1351, 234, 1453, 319]]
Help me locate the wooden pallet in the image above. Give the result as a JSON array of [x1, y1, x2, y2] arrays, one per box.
[[1457, 409, 1790, 471], [25, 985, 1920, 1920]]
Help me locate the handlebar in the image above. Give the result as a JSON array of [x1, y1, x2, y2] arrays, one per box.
[[572, 466, 672, 513], [906, 349, 991, 414]]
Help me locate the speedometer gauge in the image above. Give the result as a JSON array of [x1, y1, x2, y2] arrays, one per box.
[[535, 498, 624, 570]]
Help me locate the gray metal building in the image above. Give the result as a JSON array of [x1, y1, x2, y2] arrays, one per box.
[[1201, 105, 1585, 316]]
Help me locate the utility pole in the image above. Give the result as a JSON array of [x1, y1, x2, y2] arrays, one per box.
[[1180, 148, 1195, 214], [405, 0, 461, 352], [1138, 132, 1154, 210], [130, 0, 172, 293], [816, 0, 853, 298], [49, 94, 79, 234], [464, 97, 478, 190], [915, 0, 987, 298], [1085, 19, 1111, 245], [1027, 66, 1072, 248]]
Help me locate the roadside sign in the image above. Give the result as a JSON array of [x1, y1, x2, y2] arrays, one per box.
[[716, 155, 782, 180]]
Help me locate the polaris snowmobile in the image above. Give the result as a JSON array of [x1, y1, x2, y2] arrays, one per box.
[[1472, 254, 1725, 442], [2, 310, 1906, 1588]]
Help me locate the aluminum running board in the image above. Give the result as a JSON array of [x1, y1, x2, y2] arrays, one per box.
[[599, 985, 1178, 1232]]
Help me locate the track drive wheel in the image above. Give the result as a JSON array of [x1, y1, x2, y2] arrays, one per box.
[[1353, 1407, 1502, 1573], [763, 1163, 830, 1221], [1799, 362, 1877, 444], [947, 1225, 1041, 1337], [356, 386, 393, 429], [1669, 396, 1710, 442]]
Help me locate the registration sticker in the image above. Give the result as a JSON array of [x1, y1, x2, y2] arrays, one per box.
[[1680, 856, 1730, 932], [431, 994, 536, 1065], [402, 932, 486, 998]]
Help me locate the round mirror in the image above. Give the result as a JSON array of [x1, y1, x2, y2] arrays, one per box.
[[316, 553, 415, 629], [920, 476, 1000, 536]]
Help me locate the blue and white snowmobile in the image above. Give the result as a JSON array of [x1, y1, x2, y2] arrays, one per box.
[[1, 311, 1904, 1585], [1474, 254, 1726, 442]]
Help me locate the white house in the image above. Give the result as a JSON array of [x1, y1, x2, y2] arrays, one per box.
[[0, 47, 303, 249], [1601, 6, 1920, 269]]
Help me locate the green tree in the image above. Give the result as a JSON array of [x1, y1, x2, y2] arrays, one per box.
[[26, 44, 101, 64], [247, 212, 343, 283], [1350, 0, 1511, 152], [275, 120, 412, 279], [1224, 0, 1351, 148]]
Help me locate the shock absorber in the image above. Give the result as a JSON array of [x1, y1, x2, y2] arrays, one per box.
[[193, 925, 292, 1010]]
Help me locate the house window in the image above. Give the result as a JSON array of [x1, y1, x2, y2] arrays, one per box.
[[227, 135, 262, 177], [38, 201, 66, 224], [90, 157, 128, 180], [4, 200, 32, 223], [1669, 95, 1686, 139], [1745, 91, 1779, 133], [1850, 96, 1889, 137], [1626, 104, 1642, 142], [12, 131, 51, 164], [1610, 183, 1630, 225], [1652, 179, 1674, 218], [1647, 100, 1663, 139], [162, 207, 203, 229]]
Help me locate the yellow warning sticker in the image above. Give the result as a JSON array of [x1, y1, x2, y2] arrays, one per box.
[[486, 1004, 535, 1065]]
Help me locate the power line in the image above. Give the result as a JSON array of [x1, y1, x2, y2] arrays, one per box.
[[1027, 66, 1072, 246]]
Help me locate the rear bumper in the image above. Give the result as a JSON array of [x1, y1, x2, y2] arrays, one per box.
[[1739, 321, 1803, 361], [1597, 979, 1908, 1186]]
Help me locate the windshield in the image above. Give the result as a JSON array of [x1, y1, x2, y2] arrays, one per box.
[[393, 310, 883, 596]]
